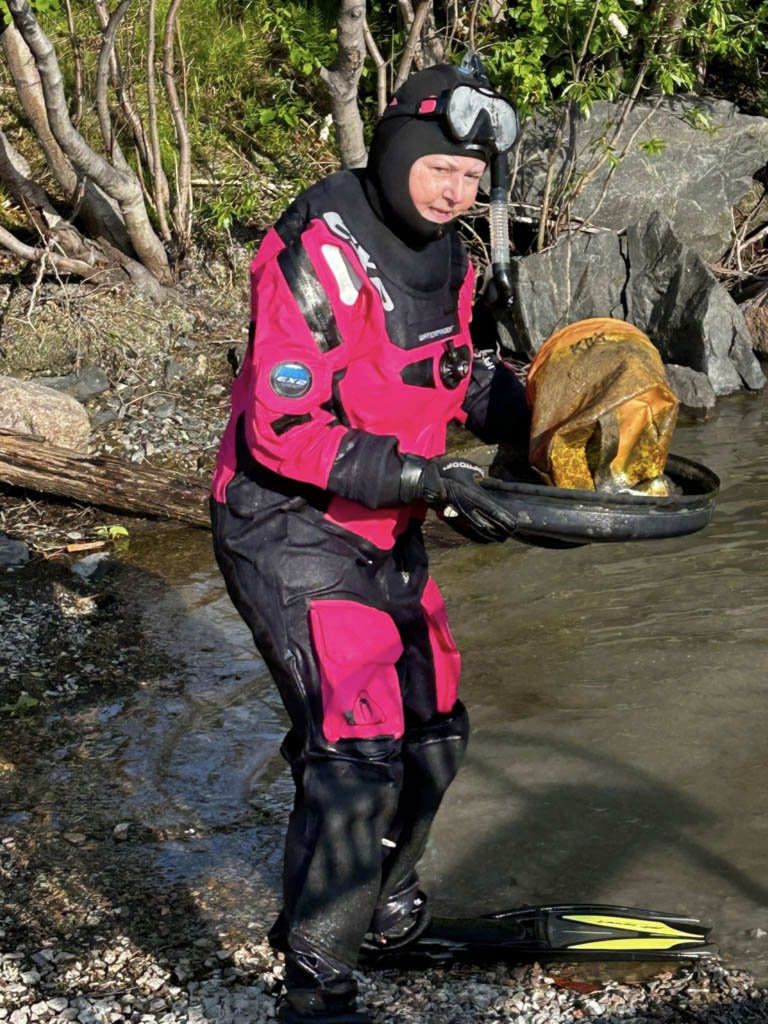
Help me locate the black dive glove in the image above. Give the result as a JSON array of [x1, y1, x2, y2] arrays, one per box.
[[400, 454, 517, 544]]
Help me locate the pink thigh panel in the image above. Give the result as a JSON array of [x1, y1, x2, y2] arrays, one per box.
[[309, 600, 405, 743], [420, 578, 461, 713]]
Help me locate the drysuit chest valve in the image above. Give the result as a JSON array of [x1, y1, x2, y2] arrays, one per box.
[[439, 342, 471, 389]]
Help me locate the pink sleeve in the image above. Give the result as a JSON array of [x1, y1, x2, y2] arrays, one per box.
[[239, 237, 349, 489]]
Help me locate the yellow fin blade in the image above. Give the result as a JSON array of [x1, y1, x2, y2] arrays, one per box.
[[567, 937, 694, 951], [562, 914, 701, 940]]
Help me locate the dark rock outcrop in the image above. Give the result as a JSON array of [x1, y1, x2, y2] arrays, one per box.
[[664, 365, 717, 410], [499, 212, 766, 397], [624, 213, 764, 394], [511, 96, 768, 262]]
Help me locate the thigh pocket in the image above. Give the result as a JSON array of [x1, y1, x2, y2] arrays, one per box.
[[420, 578, 461, 713], [309, 600, 405, 743]]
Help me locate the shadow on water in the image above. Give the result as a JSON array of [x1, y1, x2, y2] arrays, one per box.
[[0, 537, 290, 989], [432, 731, 768, 911]]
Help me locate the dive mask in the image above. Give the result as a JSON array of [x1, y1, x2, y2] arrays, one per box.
[[410, 83, 519, 156]]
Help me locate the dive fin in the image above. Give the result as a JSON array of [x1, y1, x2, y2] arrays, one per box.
[[362, 903, 716, 968]]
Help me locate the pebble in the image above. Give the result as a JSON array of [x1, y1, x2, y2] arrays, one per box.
[[163, 358, 186, 385], [70, 554, 114, 581], [90, 410, 117, 430], [62, 833, 87, 845], [0, 534, 30, 568], [0, 955, 741, 1024], [34, 366, 109, 401]]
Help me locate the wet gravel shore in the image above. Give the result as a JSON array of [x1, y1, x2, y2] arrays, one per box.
[[2, 936, 768, 1024], [2, 534, 767, 1024]]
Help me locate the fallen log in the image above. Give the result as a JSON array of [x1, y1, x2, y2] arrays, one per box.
[[0, 429, 211, 527]]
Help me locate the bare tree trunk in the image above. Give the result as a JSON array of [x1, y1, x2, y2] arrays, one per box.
[[394, 1, 430, 90], [7, 0, 173, 285], [2, 23, 77, 196], [95, 0, 133, 170], [92, 0, 151, 169], [163, 0, 192, 244], [419, 0, 444, 66], [364, 20, 388, 115], [1, 21, 136, 256], [146, 0, 172, 241], [395, 0, 439, 71], [62, 0, 84, 126], [0, 131, 96, 263], [0, 225, 103, 278], [320, 0, 368, 169]]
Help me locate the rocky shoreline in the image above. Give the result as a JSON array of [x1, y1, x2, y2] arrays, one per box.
[[2, 943, 768, 1024], [2, 264, 768, 1022]]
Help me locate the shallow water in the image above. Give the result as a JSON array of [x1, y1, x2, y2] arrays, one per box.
[[81, 388, 768, 978], [423, 390, 768, 979]]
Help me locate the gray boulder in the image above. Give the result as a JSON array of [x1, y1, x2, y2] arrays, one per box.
[[500, 229, 626, 353], [664, 365, 717, 410], [499, 211, 765, 397], [512, 96, 768, 261], [624, 212, 764, 394], [0, 375, 91, 450]]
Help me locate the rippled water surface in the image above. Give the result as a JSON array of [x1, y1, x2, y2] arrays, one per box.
[[117, 389, 768, 978], [423, 391, 768, 979]]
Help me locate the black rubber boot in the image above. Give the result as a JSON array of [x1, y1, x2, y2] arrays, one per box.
[[361, 873, 432, 955], [274, 931, 373, 1023]]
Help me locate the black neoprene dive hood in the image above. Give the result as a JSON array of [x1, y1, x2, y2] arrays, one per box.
[[365, 56, 518, 303], [366, 64, 487, 244]]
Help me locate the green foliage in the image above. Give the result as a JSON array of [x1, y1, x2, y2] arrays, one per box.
[[1, 0, 62, 29], [0, 692, 40, 716], [640, 136, 667, 156], [170, 0, 339, 225], [94, 522, 129, 555], [589, 133, 620, 169], [182, 0, 334, 137], [681, 105, 721, 137], [475, 1, 767, 117], [94, 524, 129, 540], [6, 0, 765, 241]]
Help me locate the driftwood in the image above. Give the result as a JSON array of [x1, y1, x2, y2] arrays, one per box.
[[0, 429, 210, 527]]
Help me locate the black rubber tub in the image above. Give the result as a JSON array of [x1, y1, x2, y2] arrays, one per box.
[[482, 453, 720, 546]]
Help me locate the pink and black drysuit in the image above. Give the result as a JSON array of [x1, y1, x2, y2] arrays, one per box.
[[210, 67, 528, 1024]]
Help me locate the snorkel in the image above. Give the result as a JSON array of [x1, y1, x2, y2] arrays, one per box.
[[457, 51, 516, 310]]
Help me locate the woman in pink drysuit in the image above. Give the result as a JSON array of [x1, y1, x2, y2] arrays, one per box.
[[210, 63, 526, 1024]]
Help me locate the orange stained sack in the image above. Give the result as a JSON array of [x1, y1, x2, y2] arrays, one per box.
[[526, 318, 679, 494]]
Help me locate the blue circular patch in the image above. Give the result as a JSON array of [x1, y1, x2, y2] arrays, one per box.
[[270, 361, 313, 399]]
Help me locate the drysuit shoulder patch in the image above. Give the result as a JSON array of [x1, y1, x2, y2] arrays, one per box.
[[270, 361, 313, 398]]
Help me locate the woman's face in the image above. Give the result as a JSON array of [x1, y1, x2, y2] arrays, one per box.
[[408, 153, 486, 224]]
